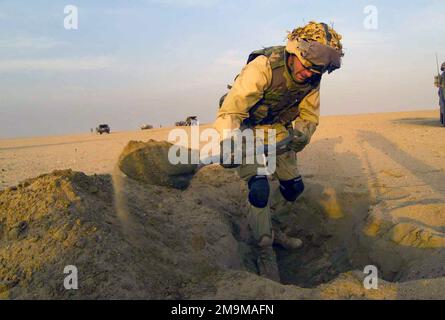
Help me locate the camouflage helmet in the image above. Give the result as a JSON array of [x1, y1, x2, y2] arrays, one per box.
[[286, 21, 344, 74], [442, 62, 445, 71]]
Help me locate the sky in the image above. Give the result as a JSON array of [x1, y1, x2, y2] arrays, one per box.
[[0, 0, 444, 138]]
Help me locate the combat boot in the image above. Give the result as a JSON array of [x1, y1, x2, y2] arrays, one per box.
[[274, 229, 303, 250], [256, 235, 280, 282]]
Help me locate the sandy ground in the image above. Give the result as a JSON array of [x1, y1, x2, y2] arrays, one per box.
[[1, 109, 445, 299], [0, 128, 176, 189]]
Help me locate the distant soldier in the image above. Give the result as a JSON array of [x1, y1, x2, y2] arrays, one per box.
[[437, 62, 445, 126]]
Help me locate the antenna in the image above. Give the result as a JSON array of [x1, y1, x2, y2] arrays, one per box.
[[436, 52, 440, 76]]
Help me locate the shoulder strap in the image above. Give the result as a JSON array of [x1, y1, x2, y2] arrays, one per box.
[[246, 46, 285, 69]]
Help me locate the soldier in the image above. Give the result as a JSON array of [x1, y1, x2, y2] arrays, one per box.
[[438, 62, 445, 125], [213, 21, 344, 281]]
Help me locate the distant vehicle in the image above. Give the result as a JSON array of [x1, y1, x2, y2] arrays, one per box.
[[140, 124, 153, 130], [175, 116, 198, 126], [96, 124, 111, 134]]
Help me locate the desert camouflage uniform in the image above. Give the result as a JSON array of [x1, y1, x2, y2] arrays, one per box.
[[213, 22, 343, 281], [439, 69, 445, 124], [213, 45, 320, 242]]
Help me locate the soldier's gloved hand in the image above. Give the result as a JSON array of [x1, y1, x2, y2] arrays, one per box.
[[288, 129, 310, 153]]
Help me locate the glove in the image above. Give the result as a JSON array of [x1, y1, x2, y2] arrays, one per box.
[[288, 129, 310, 153]]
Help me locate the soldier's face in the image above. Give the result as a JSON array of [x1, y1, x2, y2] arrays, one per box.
[[288, 54, 314, 83]]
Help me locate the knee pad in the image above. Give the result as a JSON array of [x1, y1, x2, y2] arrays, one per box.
[[248, 176, 270, 208], [279, 176, 304, 202]]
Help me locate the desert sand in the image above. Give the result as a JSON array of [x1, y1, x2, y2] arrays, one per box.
[[1, 109, 445, 299]]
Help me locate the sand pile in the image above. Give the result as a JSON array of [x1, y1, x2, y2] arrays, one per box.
[[361, 200, 445, 282], [1, 163, 445, 299], [0, 169, 244, 299]]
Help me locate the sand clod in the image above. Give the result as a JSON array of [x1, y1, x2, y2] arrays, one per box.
[[118, 140, 197, 189]]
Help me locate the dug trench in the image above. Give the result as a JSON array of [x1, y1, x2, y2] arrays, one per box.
[[2, 163, 445, 299]]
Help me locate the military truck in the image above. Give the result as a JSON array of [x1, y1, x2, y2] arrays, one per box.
[[175, 116, 198, 126], [140, 124, 153, 130], [96, 124, 111, 134]]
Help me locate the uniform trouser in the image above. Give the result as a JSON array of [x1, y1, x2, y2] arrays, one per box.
[[238, 151, 300, 243], [440, 94, 444, 125]]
